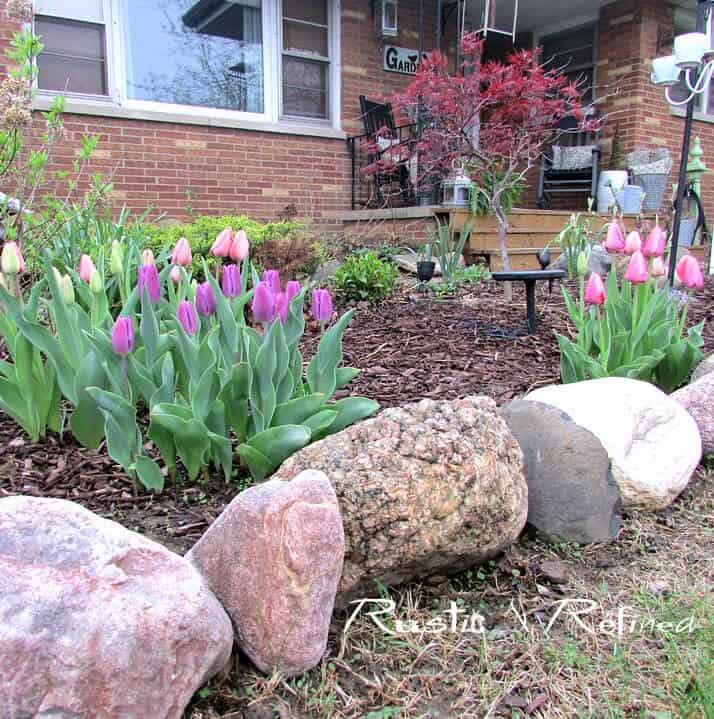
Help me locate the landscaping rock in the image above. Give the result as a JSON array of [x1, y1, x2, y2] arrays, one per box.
[[671, 372, 714, 457], [187, 470, 344, 677], [273, 396, 527, 605], [691, 353, 714, 383], [526, 378, 701, 511], [551, 244, 612, 277], [500, 400, 622, 544], [0, 496, 233, 719], [311, 259, 341, 284]]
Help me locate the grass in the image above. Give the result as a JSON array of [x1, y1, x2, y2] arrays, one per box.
[[187, 465, 714, 719]]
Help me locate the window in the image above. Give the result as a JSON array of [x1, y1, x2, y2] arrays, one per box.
[[34, 0, 339, 128], [541, 24, 597, 105], [669, 7, 714, 116]]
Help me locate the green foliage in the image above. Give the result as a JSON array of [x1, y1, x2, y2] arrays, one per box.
[[470, 169, 524, 216], [429, 219, 472, 282], [553, 206, 607, 278], [333, 251, 398, 303], [557, 272, 704, 392], [429, 263, 489, 297]]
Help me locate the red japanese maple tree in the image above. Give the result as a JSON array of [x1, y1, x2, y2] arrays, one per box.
[[370, 33, 585, 280]]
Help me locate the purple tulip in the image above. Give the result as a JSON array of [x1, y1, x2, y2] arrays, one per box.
[[195, 282, 217, 317], [275, 292, 289, 323], [262, 269, 281, 295], [285, 280, 301, 303], [221, 264, 242, 298], [112, 316, 134, 356], [137, 263, 161, 303], [311, 288, 333, 324], [177, 300, 199, 335], [251, 280, 276, 323]]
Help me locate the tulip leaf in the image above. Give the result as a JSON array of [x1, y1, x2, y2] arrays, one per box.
[[303, 409, 338, 439], [272, 393, 326, 427], [133, 455, 165, 493], [238, 424, 311, 481], [322, 397, 379, 436], [335, 367, 360, 389], [140, 288, 160, 368]]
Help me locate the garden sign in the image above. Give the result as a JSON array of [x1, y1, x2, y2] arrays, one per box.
[[383, 45, 429, 75]]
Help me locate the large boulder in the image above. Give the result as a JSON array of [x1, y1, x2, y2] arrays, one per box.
[[273, 396, 527, 605], [0, 496, 233, 719], [187, 470, 344, 678], [552, 244, 612, 277], [691, 354, 714, 383], [527, 378, 701, 511], [672, 372, 714, 457], [500, 400, 622, 544]]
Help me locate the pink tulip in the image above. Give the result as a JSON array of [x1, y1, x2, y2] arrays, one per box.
[[251, 280, 276, 323], [230, 229, 249, 261], [171, 237, 192, 267], [141, 249, 156, 266], [651, 256, 666, 277], [584, 272, 606, 305], [79, 254, 96, 283], [604, 222, 625, 253], [111, 316, 134, 356], [169, 266, 182, 283], [137, 263, 162, 303], [177, 300, 199, 335], [262, 269, 281, 295], [195, 281, 217, 316], [624, 231, 642, 256], [1, 241, 24, 275], [275, 292, 289, 323], [211, 227, 233, 257], [221, 263, 241, 297], [642, 225, 667, 258], [624, 250, 648, 284], [311, 288, 333, 323], [676, 255, 704, 289], [285, 280, 301, 303]]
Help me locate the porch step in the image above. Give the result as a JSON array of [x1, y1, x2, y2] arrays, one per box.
[[467, 247, 564, 273]]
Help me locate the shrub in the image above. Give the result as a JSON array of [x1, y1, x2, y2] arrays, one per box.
[[333, 250, 398, 303]]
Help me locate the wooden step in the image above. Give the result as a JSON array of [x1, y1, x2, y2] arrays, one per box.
[[466, 247, 563, 272], [469, 232, 559, 250]]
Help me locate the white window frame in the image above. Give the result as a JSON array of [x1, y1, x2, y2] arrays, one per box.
[[33, 0, 343, 136]]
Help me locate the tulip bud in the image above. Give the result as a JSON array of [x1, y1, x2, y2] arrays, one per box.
[[624, 250, 648, 284], [110, 240, 124, 276], [311, 288, 333, 324], [624, 231, 642, 256], [177, 299, 199, 335], [221, 264, 241, 298], [51, 266, 63, 287], [60, 274, 75, 305], [1, 241, 22, 275], [603, 222, 625, 253], [195, 281, 217, 317], [141, 249, 155, 266], [137, 263, 162, 303], [676, 255, 704, 289], [642, 225, 666, 258], [230, 229, 249, 261], [79, 254, 96, 283], [262, 269, 281, 295], [171, 237, 192, 267], [89, 267, 103, 294], [112, 316, 134, 356], [251, 281, 276, 323], [211, 227, 233, 257], [169, 265, 182, 284], [275, 292, 289, 323], [584, 272, 606, 305], [576, 250, 588, 277], [0, 273, 6, 291], [285, 280, 301, 303], [651, 256, 666, 277]]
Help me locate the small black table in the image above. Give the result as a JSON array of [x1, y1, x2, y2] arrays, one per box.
[[491, 269, 566, 334]]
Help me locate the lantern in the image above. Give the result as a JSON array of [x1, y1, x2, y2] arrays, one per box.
[[379, 0, 398, 38], [470, 0, 518, 39], [441, 162, 474, 208]]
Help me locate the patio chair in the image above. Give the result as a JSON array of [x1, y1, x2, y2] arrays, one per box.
[[537, 115, 601, 210], [357, 95, 415, 206]]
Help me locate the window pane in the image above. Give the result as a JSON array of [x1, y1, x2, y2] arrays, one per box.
[[283, 20, 328, 56], [283, 0, 327, 26], [123, 0, 264, 113], [282, 57, 327, 118], [35, 17, 107, 94]]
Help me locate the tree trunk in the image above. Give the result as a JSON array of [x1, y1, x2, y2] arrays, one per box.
[[495, 207, 512, 302]]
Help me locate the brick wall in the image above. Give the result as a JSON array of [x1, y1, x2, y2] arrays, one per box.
[[0, 1, 448, 232]]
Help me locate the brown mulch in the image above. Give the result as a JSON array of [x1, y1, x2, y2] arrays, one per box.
[[1, 276, 713, 553]]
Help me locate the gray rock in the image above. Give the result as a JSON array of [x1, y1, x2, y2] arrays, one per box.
[[691, 353, 714, 383], [552, 244, 612, 277], [500, 400, 622, 544], [311, 259, 341, 284], [0, 497, 233, 719], [273, 396, 527, 606], [671, 372, 714, 457]]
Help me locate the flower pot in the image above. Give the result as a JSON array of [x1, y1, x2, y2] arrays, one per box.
[[417, 260, 436, 283], [596, 170, 628, 213]]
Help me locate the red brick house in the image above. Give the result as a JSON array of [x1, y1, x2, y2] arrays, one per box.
[[3, 1, 713, 236]]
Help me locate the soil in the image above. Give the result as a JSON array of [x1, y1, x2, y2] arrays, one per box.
[[1, 276, 713, 554]]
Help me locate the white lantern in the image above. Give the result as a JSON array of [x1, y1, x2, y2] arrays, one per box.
[[380, 0, 398, 38], [651, 55, 681, 86], [471, 0, 518, 39], [674, 32, 709, 70], [441, 163, 474, 208]]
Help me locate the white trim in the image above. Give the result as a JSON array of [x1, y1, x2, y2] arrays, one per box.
[[34, 0, 342, 134]]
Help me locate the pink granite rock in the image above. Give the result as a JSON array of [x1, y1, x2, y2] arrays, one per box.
[[187, 469, 344, 677], [672, 372, 714, 456], [0, 496, 233, 719]]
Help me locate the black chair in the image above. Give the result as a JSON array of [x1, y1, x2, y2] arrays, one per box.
[[538, 115, 601, 209], [358, 95, 414, 206]]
